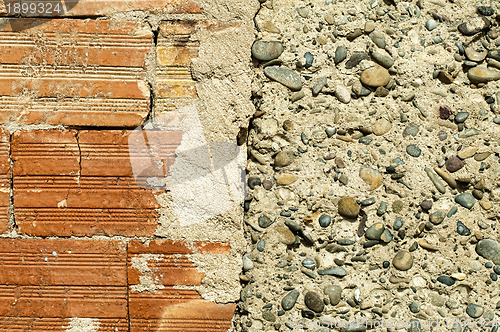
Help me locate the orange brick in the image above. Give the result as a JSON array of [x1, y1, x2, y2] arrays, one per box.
[[12, 129, 181, 237], [128, 240, 235, 331], [0, 129, 10, 234], [0, 19, 152, 127], [0, 238, 128, 330]]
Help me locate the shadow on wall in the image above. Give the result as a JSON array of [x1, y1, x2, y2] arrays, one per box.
[[1, 0, 80, 31], [129, 105, 247, 228]]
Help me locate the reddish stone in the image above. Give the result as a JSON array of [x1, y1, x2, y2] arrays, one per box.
[[12, 129, 182, 237], [128, 240, 235, 331], [0, 239, 128, 329], [0, 19, 152, 127]]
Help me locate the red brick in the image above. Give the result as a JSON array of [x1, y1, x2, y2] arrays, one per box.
[[0, 19, 152, 127], [0, 239, 128, 330], [12, 129, 181, 237], [128, 240, 235, 331]]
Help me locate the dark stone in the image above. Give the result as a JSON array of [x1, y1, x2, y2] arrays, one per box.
[[304, 291, 324, 313], [477, 6, 495, 16], [345, 52, 369, 69], [437, 276, 455, 286], [258, 215, 274, 228], [457, 221, 471, 236], [439, 105, 452, 120], [445, 156, 464, 173], [458, 17, 491, 36], [247, 176, 261, 189], [420, 199, 433, 211]]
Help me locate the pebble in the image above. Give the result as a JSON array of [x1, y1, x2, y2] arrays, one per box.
[[258, 215, 274, 228], [338, 196, 360, 219], [455, 192, 476, 209], [247, 176, 261, 189], [251, 40, 284, 61], [359, 166, 384, 190], [466, 304, 484, 318], [302, 258, 316, 270], [393, 218, 404, 231], [377, 202, 387, 216], [281, 290, 300, 311], [420, 199, 432, 211], [458, 128, 479, 138], [264, 66, 303, 91], [361, 197, 376, 206], [437, 275, 455, 286], [345, 52, 369, 69], [318, 266, 347, 277], [429, 211, 445, 225], [406, 145, 421, 157], [304, 52, 314, 68], [403, 123, 419, 137], [335, 85, 351, 104], [257, 239, 265, 252], [324, 285, 342, 306], [371, 50, 394, 68], [409, 302, 421, 313], [457, 147, 478, 160], [478, 6, 495, 16], [365, 222, 385, 240], [467, 66, 500, 83], [335, 46, 348, 64], [304, 291, 324, 313], [319, 214, 332, 227], [360, 65, 391, 87], [276, 227, 296, 245], [476, 239, 500, 264], [445, 156, 464, 173], [392, 250, 413, 271], [418, 238, 438, 251], [455, 112, 469, 123], [312, 77, 327, 95], [372, 118, 392, 136], [457, 221, 471, 236], [325, 127, 336, 137], [262, 311, 276, 322], [474, 152, 491, 161], [277, 173, 297, 185], [242, 254, 254, 271], [274, 151, 294, 167], [425, 19, 437, 31], [342, 323, 367, 332], [458, 17, 491, 36], [369, 31, 386, 49], [262, 179, 273, 190], [465, 47, 487, 62]]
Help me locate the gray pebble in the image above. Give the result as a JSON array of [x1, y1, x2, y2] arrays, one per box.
[[409, 302, 421, 313], [369, 31, 386, 49], [304, 52, 314, 68], [406, 144, 421, 157], [345, 52, 369, 69], [361, 197, 376, 206], [377, 202, 388, 216], [264, 66, 303, 91], [455, 192, 476, 209], [302, 258, 316, 270], [319, 214, 332, 227], [335, 46, 348, 65], [318, 266, 347, 277], [455, 112, 469, 123], [468, 66, 500, 84], [476, 239, 500, 264], [325, 127, 336, 137], [425, 19, 437, 31], [251, 40, 284, 61], [258, 215, 274, 228], [342, 322, 367, 332], [466, 304, 484, 318], [446, 156, 464, 173], [365, 222, 385, 240], [304, 291, 324, 313], [457, 221, 471, 236], [324, 285, 342, 305], [262, 311, 276, 322], [437, 275, 455, 286], [274, 151, 294, 167], [257, 239, 266, 252], [312, 77, 327, 96], [458, 128, 479, 138], [403, 123, 420, 137], [372, 50, 394, 68], [380, 229, 393, 243], [429, 211, 445, 225], [281, 290, 300, 311], [393, 218, 404, 231]]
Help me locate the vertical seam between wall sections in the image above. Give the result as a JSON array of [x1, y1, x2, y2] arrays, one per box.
[[8, 133, 15, 232]]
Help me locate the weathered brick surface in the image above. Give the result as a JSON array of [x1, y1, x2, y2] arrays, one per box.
[[12, 129, 181, 236], [0, 239, 128, 330], [156, 21, 200, 113], [128, 240, 235, 331], [0, 19, 152, 126], [0, 129, 10, 234]]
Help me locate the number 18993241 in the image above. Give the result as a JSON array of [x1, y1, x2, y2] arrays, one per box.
[[5, 1, 63, 15]]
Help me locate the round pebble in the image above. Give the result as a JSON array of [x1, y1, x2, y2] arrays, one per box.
[[338, 196, 360, 219], [302, 258, 316, 270], [406, 144, 421, 157], [446, 156, 464, 172], [324, 285, 342, 305], [466, 304, 484, 318], [393, 250, 413, 271], [251, 40, 284, 61], [304, 291, 324, 313], [360, 65, 391, 87], [319, 214, 332, 227]]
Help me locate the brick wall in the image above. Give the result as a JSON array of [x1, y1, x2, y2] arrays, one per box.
[[0, 0, 258, 330]]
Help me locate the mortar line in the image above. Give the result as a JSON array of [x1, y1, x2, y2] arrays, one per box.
[[126, 242, 131, 332], [8, 133, 15, 233]]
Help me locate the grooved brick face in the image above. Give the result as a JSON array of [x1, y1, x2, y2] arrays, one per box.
[[0, 19, 152, 127], [12, 129, 182, 237]]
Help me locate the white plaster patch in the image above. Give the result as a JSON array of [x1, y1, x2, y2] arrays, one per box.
[[64, 318, 100, 332]]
